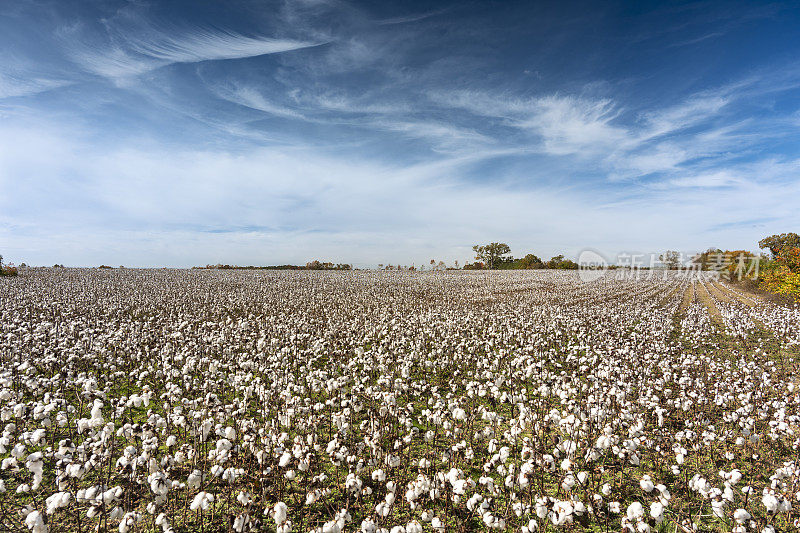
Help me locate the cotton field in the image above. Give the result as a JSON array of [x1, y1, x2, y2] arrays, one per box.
[[1, 269, 800, 533]]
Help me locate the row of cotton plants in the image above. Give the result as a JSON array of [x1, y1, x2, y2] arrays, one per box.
[[0, 268, 798, 532]]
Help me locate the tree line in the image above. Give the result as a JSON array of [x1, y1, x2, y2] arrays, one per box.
[[465, 243, 579, 270]]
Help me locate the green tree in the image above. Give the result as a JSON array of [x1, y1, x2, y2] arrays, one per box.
[[659, 250, 681, 269], [472, 243, 511, 270], [759, 233, 800, 258], [519, 253, 543, 269]]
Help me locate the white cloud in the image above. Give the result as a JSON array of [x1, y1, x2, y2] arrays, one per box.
[[665, 170, 743, 188], [431, 91, 629, 155], [2, 118, 799, 267], [65, 26, 323, 80], [0, 72, 70, 99], [640, 95, 729, 140], [523, 95, 627, 155], [213, 84, 308, 120]]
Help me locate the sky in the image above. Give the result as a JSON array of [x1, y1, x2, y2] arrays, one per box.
[[2, 0, 800, 268]]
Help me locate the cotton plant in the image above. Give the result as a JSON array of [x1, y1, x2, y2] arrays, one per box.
[[0, 269, 799, 530]]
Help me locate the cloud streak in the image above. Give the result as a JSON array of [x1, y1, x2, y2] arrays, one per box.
[[65, 23, 324, 80]]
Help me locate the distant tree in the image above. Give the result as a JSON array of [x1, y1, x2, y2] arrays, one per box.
[[473, 243, 511, 270], [659, 250, 681, 270], [547, 255, 564, 269], [519, 253, 543, 269], [454, 260, 459, 269], [759, 233, 800, 258]]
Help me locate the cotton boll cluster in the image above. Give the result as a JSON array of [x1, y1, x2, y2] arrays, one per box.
[[1, 269, 799, 530]]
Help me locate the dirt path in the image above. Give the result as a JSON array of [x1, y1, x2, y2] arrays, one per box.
[[660, 283, 684, 309], [705, 281, 734, 304], [715, 282, 763, 307], [695, 282, 724, 327], [677, 283, 693, 314]]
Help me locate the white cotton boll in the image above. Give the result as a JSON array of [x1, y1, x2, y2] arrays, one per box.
[[26, 452, 43, 473], [190, 492, 214, 511], [405, 521, 423, 533], [763, 494, 779, 513], [233, 514, 249, 532], [30, 429, 46, 445], [430, 517, 444, 531], [90, 400, 103, 421], [361, 519, 377, 533], [273, 501, 288, 525], [733, 508, 751, 523], [45, 491, 71, 514], [723, 485, 734, 502], [452, 479, 468, 495], [25, 510, 47, 533], [187, 470, 202, 490], [118, 512, 139, 533], [376, 502, 390, 517], [225, 426, 236, 440], [467, 494, 482, 512], [640, 476, 654, 493]]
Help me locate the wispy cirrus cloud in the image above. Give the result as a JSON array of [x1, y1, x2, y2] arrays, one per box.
[[63, 22, 325, 80], [0, 72, 70, 99], [429, 91, 628, 155], [212, 83, 308, 121]]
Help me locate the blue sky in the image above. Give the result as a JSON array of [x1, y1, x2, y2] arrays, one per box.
[[2, 0, 800, 267]]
